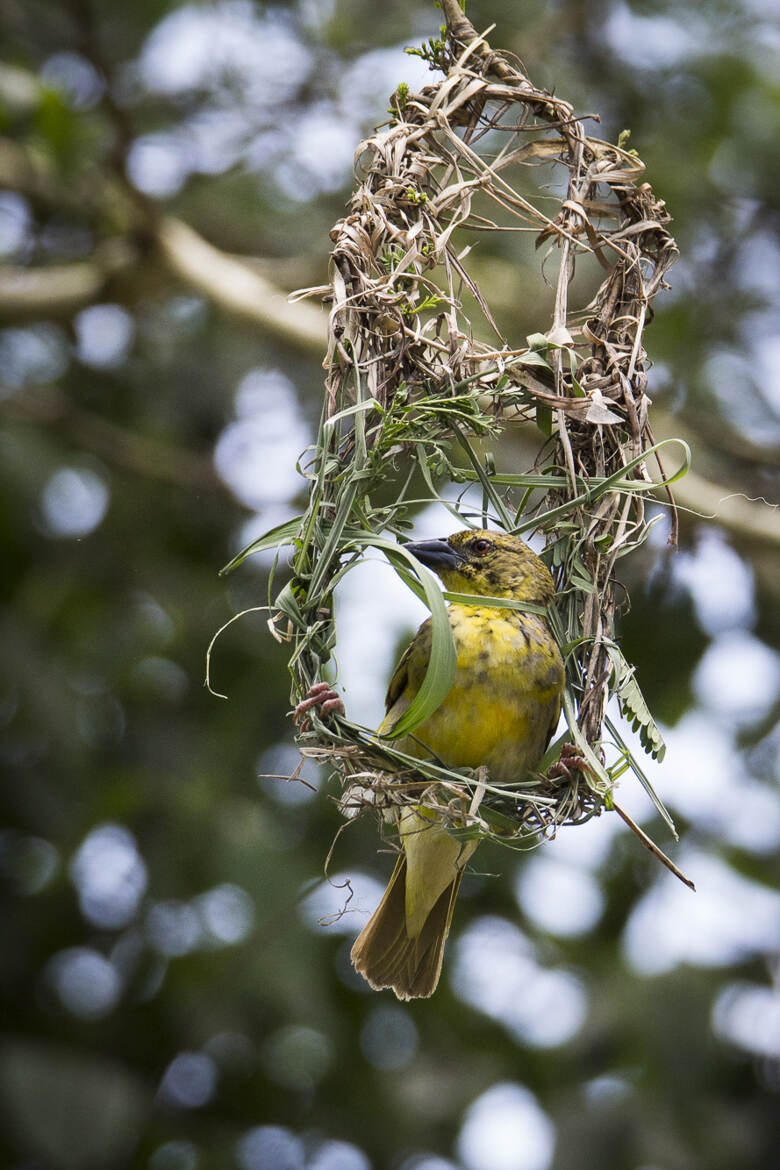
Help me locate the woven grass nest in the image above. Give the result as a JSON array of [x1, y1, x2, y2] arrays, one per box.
[[222, 2, 691, 879]]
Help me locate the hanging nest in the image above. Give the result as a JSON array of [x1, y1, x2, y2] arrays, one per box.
[[222, 2, 690, 871]]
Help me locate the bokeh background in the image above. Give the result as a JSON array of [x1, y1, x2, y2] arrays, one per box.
[[1, 2, 779, 1169]]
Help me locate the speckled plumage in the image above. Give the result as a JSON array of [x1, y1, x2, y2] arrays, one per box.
[[350, 530, 564, 1000], [382, 606, 562, 779]]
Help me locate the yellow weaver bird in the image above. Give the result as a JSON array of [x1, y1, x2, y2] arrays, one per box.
[[297, 529, 564, 999]]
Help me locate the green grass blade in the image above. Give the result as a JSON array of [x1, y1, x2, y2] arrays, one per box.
[[323, 398, 382, 430], [605, 714, 678, 839], [220, 516, 302, 575], [338, 534, 458, 739], [442, 590, 549, 617], [451, 423, 514, 529]]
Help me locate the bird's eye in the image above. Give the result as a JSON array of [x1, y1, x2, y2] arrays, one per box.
[[472, 539, 492, 555]]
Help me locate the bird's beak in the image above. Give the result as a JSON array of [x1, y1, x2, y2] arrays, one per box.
[[402, 538, 462, 572]]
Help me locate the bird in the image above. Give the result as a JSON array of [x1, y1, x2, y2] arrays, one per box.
[[296, 529, 564, 999]]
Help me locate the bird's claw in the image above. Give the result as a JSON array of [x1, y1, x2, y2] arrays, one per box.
[[293, 681, 345, 728], [548, 740, 590, 780]]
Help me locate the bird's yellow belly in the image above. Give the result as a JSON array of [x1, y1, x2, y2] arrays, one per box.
[[398, 606, 563, 782]]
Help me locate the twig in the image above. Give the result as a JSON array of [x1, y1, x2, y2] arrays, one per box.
[[613, 801, 696, 891]]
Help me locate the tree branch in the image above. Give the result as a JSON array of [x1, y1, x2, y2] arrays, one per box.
[[0, 239, 136, 318], [156, 217, 328, 358], [2, 383, 236, 498]]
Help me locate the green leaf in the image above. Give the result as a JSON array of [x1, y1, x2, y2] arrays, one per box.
[[220, 516, 302, 575], [323, 398, 382, 429], [442, 590, 548, 617], [379, 549, 458, 740], [606, 644, 666, 761], [457, 435, 691, 495], [605, 714, 676, 839], [339, 533, 458, 740], [516, 437, 692, 535], [569, 557, 594, 593], [512, 350, 553, 371], [274, 580, 307, 630], [536, 403, 553, 437], [451, 424, 514, 530]]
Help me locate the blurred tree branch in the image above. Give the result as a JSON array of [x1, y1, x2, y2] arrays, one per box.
[[666, 467, 779, 549], [157, 217, 327, 357], [2, 382, 235, 497], [651, 412, 780, 549], [0, 120, 328, 347], [0, 239, 136, 317]]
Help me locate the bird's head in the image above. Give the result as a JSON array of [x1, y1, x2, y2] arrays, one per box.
[[403, 529, 555, 604]]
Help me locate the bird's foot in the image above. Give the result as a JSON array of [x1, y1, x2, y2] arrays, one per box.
[[548, 740, 590, 780], [293, 681, 345, 728]]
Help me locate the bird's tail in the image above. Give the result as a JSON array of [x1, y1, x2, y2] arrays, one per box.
[[350, 855, 463, 999], [350, 809, 476, 999]]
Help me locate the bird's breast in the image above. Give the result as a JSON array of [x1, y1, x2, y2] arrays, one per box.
[[404, 605, 563, 782]]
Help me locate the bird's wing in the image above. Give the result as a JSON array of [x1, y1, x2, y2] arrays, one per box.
[[545, 693, 563, 749], [379, 617, 433, 734]]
